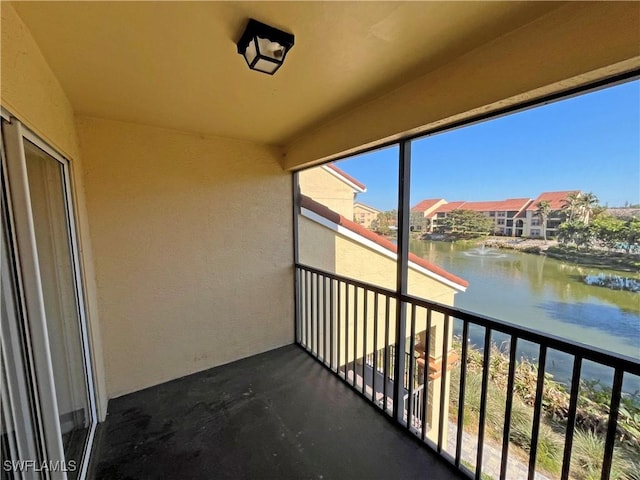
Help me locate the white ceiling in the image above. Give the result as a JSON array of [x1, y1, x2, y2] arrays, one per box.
[[11, 1, 565, 145]]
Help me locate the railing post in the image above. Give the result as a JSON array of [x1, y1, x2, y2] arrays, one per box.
[[393, 139, 411, 422], [292, 172, 300, 344]]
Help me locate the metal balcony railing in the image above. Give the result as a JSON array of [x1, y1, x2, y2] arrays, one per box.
[[294, 263, 640, 480]]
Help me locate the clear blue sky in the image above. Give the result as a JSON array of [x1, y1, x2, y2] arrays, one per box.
[[333, 80, 640, 211]]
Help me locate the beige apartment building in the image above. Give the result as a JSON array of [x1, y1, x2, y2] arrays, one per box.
[[353, 202, 381, 229], [423, 191, 579, 237]]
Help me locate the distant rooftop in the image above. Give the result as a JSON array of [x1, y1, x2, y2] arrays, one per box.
[[412, 199, 445, 212], [526, 191, 580, 211]]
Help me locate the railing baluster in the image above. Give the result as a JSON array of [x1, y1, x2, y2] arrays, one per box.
[[330, 278, 335, 371], [421, 308, 432, 442], [363, 288, 368, 395], [384, 295, 390, 413], [353, 286, 358, 388], [373, 292, 379, 402], [437, 314, 450, 453], [310, 272, 315, 353], [601, 368, 624, 480], [337, 280, 342, 377], [476, 328, 492, 479], [560, 355, 582, 480], [316, 272, 320, 357], [528, 345, 548, 480], [305, 271, 312, 351], [500, 335, 519, 480], [407, 303, 416, 431], [323, 275, 327, 365], [345, 283, 350, 383], [456, 319, 470, 467]]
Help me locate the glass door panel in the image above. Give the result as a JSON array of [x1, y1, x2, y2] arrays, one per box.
[[23, 139, 90, 477]]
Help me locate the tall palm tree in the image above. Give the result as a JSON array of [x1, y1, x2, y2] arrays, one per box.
[[561, 192, 582, 223], [536, 200, 552, 242], [578, 192, 599, 224]]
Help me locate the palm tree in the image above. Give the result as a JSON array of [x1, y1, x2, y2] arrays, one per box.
[[561, 192, 582, 223], [536, 200, 552, 242], [578, 192, 599, 224]]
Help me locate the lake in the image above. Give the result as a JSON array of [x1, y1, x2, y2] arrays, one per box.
[[409, 239, 640, 392]]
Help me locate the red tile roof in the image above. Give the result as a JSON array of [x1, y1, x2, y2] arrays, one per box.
[[412, 199, 445, 212], [429, 201, 467, 215], [526, 191, 580, 211], [325, 163, 366, 192], [429, 198, 532, 216], [300, 195, 468, 289]]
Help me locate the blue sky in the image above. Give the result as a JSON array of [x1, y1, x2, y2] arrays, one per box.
[[333, 80, 640, 211]]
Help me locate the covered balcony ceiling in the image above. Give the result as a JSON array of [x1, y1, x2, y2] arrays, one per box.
[[10, 1, 567, 146]]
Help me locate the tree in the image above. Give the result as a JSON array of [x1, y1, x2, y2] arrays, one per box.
[[561, 192, 582, 223], [535, 200, 552, 242], [438, 209, 493, 238], [371, 209, 397, 235], [409, 211, 427, 232], [578, 192, 599, 224], [590, 215, 625, 251], [621, 218, 640, 253]]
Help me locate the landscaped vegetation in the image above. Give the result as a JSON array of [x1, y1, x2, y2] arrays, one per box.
[[448, 338, 640, 480]]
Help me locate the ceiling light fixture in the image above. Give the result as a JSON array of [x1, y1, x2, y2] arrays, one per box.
[[237, 19, 295, 75]]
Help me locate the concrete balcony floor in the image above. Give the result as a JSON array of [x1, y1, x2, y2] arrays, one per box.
[[88, 344, 465, 479]]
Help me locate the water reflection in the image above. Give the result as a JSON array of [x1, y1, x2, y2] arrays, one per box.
[[538, 301, 640, 346], [409, 239, 640, 387], [581, 273, 640, 292]]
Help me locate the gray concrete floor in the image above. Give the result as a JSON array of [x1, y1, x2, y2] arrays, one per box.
[[88, 344, 465, 479]]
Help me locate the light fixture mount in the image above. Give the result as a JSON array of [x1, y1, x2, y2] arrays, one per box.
[[237, 19, 295, 75]]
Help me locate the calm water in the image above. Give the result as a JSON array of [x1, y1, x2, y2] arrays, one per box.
[[409, 239, 640, 392]]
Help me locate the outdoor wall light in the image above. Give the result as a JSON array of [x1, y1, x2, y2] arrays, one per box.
[[237, 19, 294, 75]]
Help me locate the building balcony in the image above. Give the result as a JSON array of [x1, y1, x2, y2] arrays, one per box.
[[88, 344, 464, 480], [83, 265, 639, 480]]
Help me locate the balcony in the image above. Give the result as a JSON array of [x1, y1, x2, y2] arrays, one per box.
[[87, 344, 463, 480], [83, 265, 639, 480]]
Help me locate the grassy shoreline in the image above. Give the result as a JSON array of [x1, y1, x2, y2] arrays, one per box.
[[448, 338, 640, 479], [480, 238, 640, 273]]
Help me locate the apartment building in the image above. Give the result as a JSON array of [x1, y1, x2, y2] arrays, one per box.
[[423, 192, 580, 237], [353, 202, 381, 229]]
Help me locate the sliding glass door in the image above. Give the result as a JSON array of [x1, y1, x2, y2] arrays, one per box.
[[1, 114, 96, 479]]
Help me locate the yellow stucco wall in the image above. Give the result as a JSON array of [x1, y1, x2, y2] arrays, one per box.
[[1, 3, 108, 418], [298, 166, 356, 218], [298, 214, 456, 357], [1, 4, 79, 160], [77, 117, 294, 398]]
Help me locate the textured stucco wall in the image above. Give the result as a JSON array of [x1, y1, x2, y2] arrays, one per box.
[[298, 167, 356, 219], [298, 214, 456, 357], [1, 3, 108, 418], [77, 117, 294, 398], [1, 3, 78, 160]]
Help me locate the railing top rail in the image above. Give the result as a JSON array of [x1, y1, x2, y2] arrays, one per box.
[[296, 263, 640, 375]]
